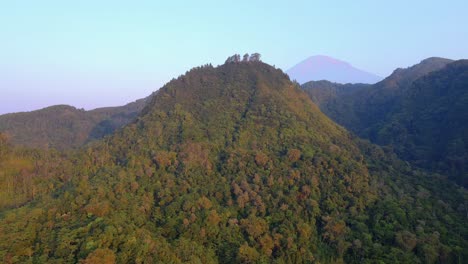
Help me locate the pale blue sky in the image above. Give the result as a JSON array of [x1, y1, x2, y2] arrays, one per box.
[[1, 0, 467, 114]]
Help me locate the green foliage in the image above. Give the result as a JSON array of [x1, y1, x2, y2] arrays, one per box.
[[0, 96, 151, 150], [304, 58, 468, 187], [0, 135, 73, 210], [0, 61, 466, 263]]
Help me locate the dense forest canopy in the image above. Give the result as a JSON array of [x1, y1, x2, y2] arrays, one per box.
[[0, 96, 152, 150], [303, 58, 468, 187], [0, 60, 467, 263]]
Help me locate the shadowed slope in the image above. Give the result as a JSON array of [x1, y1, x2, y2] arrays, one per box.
[[302, 58, 468, 186]]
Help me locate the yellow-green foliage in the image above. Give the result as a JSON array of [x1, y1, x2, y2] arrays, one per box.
[[0, 62, 466, 263], [304, 59, 468, 187]]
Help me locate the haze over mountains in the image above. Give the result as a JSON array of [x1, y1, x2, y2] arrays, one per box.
[[286, 55, 382, 84]]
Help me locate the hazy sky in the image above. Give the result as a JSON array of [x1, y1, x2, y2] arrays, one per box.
[[1, 0, 467, 114]]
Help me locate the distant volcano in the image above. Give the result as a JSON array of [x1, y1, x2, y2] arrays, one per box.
[[286, 55, 382, 84]]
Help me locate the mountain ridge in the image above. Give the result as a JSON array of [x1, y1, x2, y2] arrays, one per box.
[[0, 95, 153, 150], [302, 57, 468, 186]]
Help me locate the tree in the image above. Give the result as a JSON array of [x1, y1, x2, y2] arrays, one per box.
[[81, 249, 116, 264], [238, 243, 260, 263], [234, 54, 241, 62], [395, 230, 417, 252], [249, 53, 261, 62], [243, 53, 249, 62], [287, 148, 301, 162], [225, 54, 241, 63]]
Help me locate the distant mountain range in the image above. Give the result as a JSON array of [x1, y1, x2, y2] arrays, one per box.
[[0, 95, 153, 150], [286, 55, 382, 84]]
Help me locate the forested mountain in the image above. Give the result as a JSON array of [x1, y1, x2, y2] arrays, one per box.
[[0, 96, 151, 150], [374, 60, 468, 186], [303, 57, 453, 132], [0, 59, 466, 263], [301, 81, 370, 108], [303, 58, 468, 187], [286, 55, 382, 84]]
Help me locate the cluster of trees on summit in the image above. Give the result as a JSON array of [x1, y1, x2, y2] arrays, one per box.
[[226, 53, 261, 63], [0, 56, 466, 263]]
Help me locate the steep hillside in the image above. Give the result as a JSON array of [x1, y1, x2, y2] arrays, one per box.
[[374, 60, 468, 186], [303, 58, 468, 186], [301, 81, 370, 119], [0, 61, 466, 263], [347, 57, 454, 133], [0, 96, 151, 150]]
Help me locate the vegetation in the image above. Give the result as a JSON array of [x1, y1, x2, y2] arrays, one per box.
[[0, 60, 466, 263], [0, 134, 73, 210], [302, 81, 369, 108], [0, 96, 151, 150], [303, 58, 468, 187], [374, 60, 468, 186], [303, 57, 453, 133]]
